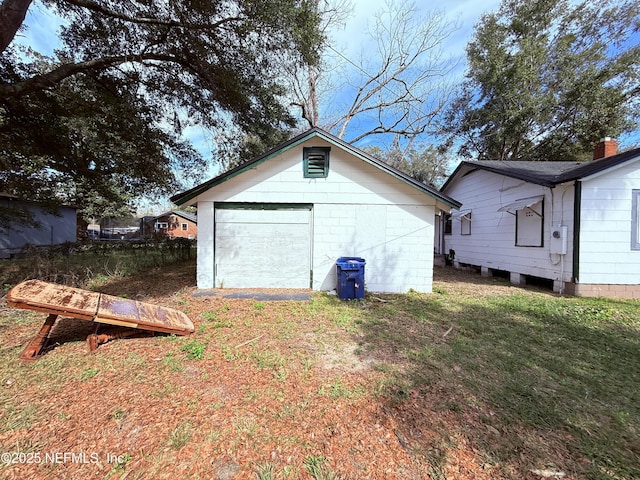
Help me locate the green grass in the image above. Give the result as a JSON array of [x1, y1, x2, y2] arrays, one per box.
[[168, 422, 193, 449], [79, 368, 100, 381], [251, 350, 286, 370], [254, 462, 276, 480], [1, 403, 39, 432], [199, 309, 234, 331], [0, 251, 638, 479], [344, 287, 640, 480], [318, 378, 365, 399], [292, 281, 640, 478], [180, 339, 206, 360], [162, 352, 184, 372], [112, 408, 127, 420], [0, 239, 195, 289], [303, 455, 342, 480]]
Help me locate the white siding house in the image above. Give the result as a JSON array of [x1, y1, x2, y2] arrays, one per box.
[[171, 128, 460, 293], [440, 140, 640, 298]]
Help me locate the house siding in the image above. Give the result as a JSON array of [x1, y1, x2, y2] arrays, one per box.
[[443, 169, 574, 286], [0, 198, 77, 257], [151, 214, 198, 239], [193, 138, 437, 293], [578, 160, 640, 285]]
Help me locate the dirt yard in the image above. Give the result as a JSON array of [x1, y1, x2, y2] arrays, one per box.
[[1, 261, 631, 479]]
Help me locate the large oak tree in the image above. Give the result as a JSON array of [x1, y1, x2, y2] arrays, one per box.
[[445, 0, 640, 161], [0, 0, 322, 223]]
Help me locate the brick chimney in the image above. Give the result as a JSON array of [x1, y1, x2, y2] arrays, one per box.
[[593, 137, 618, 160]]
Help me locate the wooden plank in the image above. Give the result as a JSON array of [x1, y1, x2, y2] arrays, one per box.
[[96, 294, 194, 335], [93, 317, 140, 329], [7, 280, 99, 320], [97, 294, 140, 323], [135, 302, 194, 334], [7, 280, 194, 347]]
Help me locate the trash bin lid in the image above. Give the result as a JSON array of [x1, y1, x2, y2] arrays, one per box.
[[336, 257, 366, 268]]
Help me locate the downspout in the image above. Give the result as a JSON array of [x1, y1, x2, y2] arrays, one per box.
[[572, 181, 581, 286], [438, 210, 444, 255]]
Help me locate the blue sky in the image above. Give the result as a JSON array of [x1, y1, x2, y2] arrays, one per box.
[[13, 3, 65, 55], [16, 0, 640, 153], [336, 0, 500, 63], [330, 0, 640, 150], [17, 1, 501, 59]]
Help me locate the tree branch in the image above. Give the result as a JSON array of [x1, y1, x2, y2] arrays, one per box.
[[0, 53, 189, 98], [64, 0, 242, 30]]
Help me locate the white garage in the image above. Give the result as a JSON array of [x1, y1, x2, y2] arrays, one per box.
[[214, 204, 312, 288], [170, 128, 460, 293]]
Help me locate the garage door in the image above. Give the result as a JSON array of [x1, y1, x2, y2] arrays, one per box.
[[215, 204, 312, 288]]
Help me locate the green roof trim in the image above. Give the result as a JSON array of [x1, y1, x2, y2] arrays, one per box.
[[171, 127, 461, 209]]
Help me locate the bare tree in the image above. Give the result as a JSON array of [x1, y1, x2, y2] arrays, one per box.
[[289, 0, 352, 128], [292, 0, 459, 150]]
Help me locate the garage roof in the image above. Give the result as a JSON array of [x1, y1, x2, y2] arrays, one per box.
[[170, 128, 461, 210]]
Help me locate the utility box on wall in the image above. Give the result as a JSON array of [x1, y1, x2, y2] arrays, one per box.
[[550, 225, 568, 255]]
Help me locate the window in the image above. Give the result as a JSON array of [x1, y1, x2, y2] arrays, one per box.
[[461, 212, 471, 235], [181, 223, 188, 231], [155, 222, 168, 231], [515, 201, 543, 247], [499, 196, 545, 247], [633, 190, 640, 250], [444, 214, 452, 235], [303, 147, 330, 178]]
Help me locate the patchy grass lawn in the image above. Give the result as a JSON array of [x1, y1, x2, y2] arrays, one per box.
[[0, 261, 638, 479]]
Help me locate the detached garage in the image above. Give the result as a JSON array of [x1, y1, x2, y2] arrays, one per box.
[[170, 128, 460, 293]]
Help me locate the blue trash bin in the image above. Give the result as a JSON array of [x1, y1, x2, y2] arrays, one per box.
[[336, 257, 366, 300]]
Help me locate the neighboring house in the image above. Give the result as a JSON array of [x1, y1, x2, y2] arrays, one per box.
[[170, 127, 460, 292], [0, 195, 77, 258], [440, 138, 640, 298], [150, 211, 197, 239]]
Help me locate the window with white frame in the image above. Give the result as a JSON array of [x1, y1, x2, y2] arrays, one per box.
[[632, 190, 640, 250], [181, 223, 188, 231], [155, 222, 168, 231], [461, 212, 471, 235], [516, 201, 543, 247], [498, 196, 545, 247]]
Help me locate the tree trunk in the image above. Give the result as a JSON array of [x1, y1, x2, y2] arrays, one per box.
[[0, 0, 32, 54]]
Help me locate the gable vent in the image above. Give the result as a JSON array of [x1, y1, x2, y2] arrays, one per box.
[[303, 147, 330, 178]]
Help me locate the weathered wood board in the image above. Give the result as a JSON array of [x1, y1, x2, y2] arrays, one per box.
[[96, 294, 194, 334], [7, 279, 194, 360], [7, 279, 100, 320]]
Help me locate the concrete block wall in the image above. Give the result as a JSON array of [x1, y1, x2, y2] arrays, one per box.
[[313, 203, 434, 293]]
